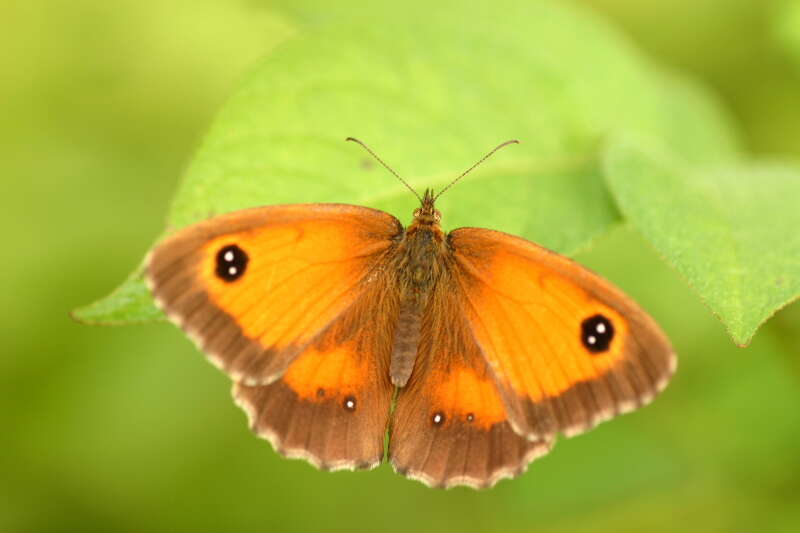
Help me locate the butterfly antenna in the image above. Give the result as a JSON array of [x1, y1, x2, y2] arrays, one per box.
[[433, 140, 519, 201], [346, 137, 422, 203]]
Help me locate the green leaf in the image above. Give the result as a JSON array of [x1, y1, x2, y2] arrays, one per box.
[[603, 138, 800, 346], [649, 69, 741, 164], [775, 0, 800, 67], [78, 1, 740, 324], [71, 267, 164, 325]]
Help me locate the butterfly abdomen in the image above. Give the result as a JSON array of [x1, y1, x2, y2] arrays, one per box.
[[390, 300, 422, 387]]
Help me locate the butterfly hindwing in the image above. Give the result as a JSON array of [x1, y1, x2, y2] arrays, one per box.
[[233, 283, 398, 470], [146, 204, 403, 385], [389, 282, 553, 489], [448, 227, 676, 441]]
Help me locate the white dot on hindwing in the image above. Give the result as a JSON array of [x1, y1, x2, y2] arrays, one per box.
[[587, 335, 597, 345], [224, 250, 235, 262], [596, 322, 606, 334], [228, 266, 238, 276]]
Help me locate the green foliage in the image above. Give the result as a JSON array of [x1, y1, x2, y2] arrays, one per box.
[[75, 0, 786, 346], [775, 0, 800, 66], [72, 268, 163, 325], [604, 138, 800, 346]]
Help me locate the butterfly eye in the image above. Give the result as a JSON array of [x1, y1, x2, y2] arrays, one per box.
[[215, 244, 248, 282], [433, 210, 442, 222], [580, 314, 615, 353]]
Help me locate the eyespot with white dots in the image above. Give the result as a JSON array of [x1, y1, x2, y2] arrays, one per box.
[[431, 412, 445, 426], [581, 314, 614, 353], [215, 244, 248, 282]]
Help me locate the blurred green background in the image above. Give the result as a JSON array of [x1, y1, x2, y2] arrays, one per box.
[[3, 1, 799, 532]]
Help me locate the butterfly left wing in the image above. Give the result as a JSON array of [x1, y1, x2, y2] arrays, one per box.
[[389, 284, 553, 489], [146, 203, 403, 470]]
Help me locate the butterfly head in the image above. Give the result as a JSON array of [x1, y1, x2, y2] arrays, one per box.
[[412, 189, 442, 226]]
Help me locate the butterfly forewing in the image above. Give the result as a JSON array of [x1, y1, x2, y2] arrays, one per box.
[[447, 227, 676, 441], [146, 204, 403, 386]]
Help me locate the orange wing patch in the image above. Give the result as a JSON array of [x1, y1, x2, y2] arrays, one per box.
[[428, 366, 505, 429], [450, 227, 675, 440], [465, 250, 629, 401], [199, 217, 386, 351], [282, 341, 368, 402], [147, 204, 402, 385]]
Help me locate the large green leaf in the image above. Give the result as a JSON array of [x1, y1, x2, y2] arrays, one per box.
[[74, 1, 739, 324], [603, 138, 800, 346]]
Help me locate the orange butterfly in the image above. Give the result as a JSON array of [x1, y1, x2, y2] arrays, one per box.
[[146, 139, 675, 489]]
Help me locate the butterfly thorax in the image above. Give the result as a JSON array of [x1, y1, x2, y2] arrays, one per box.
[[389, 190, 448, 387], [398, 189, 446, 293]]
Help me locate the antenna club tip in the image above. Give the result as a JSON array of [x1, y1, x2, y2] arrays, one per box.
[[345, 136, 358, 142]]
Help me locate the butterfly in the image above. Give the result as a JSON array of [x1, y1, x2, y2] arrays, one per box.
[[146, 138, 675, 489]]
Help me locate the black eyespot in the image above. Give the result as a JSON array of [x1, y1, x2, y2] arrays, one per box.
[[316, 387, 325, 398], [343, 396, 357, 411], [215, 244, 248, 282], [431, 412, 445, 426], [581, 314, 614, 353], [466, 413, 475, 423]]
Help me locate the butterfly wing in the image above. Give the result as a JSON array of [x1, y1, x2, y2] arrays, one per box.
[[389, 282, 553, 489], [146, 203, 403, 385], [147, 203, 403, 470], [233, 280, 399, 470], [448, 227, 676, 441]]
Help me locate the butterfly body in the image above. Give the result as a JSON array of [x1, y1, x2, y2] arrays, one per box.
[[147, 179, 675, 489], [389, 189, 448, 386]]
